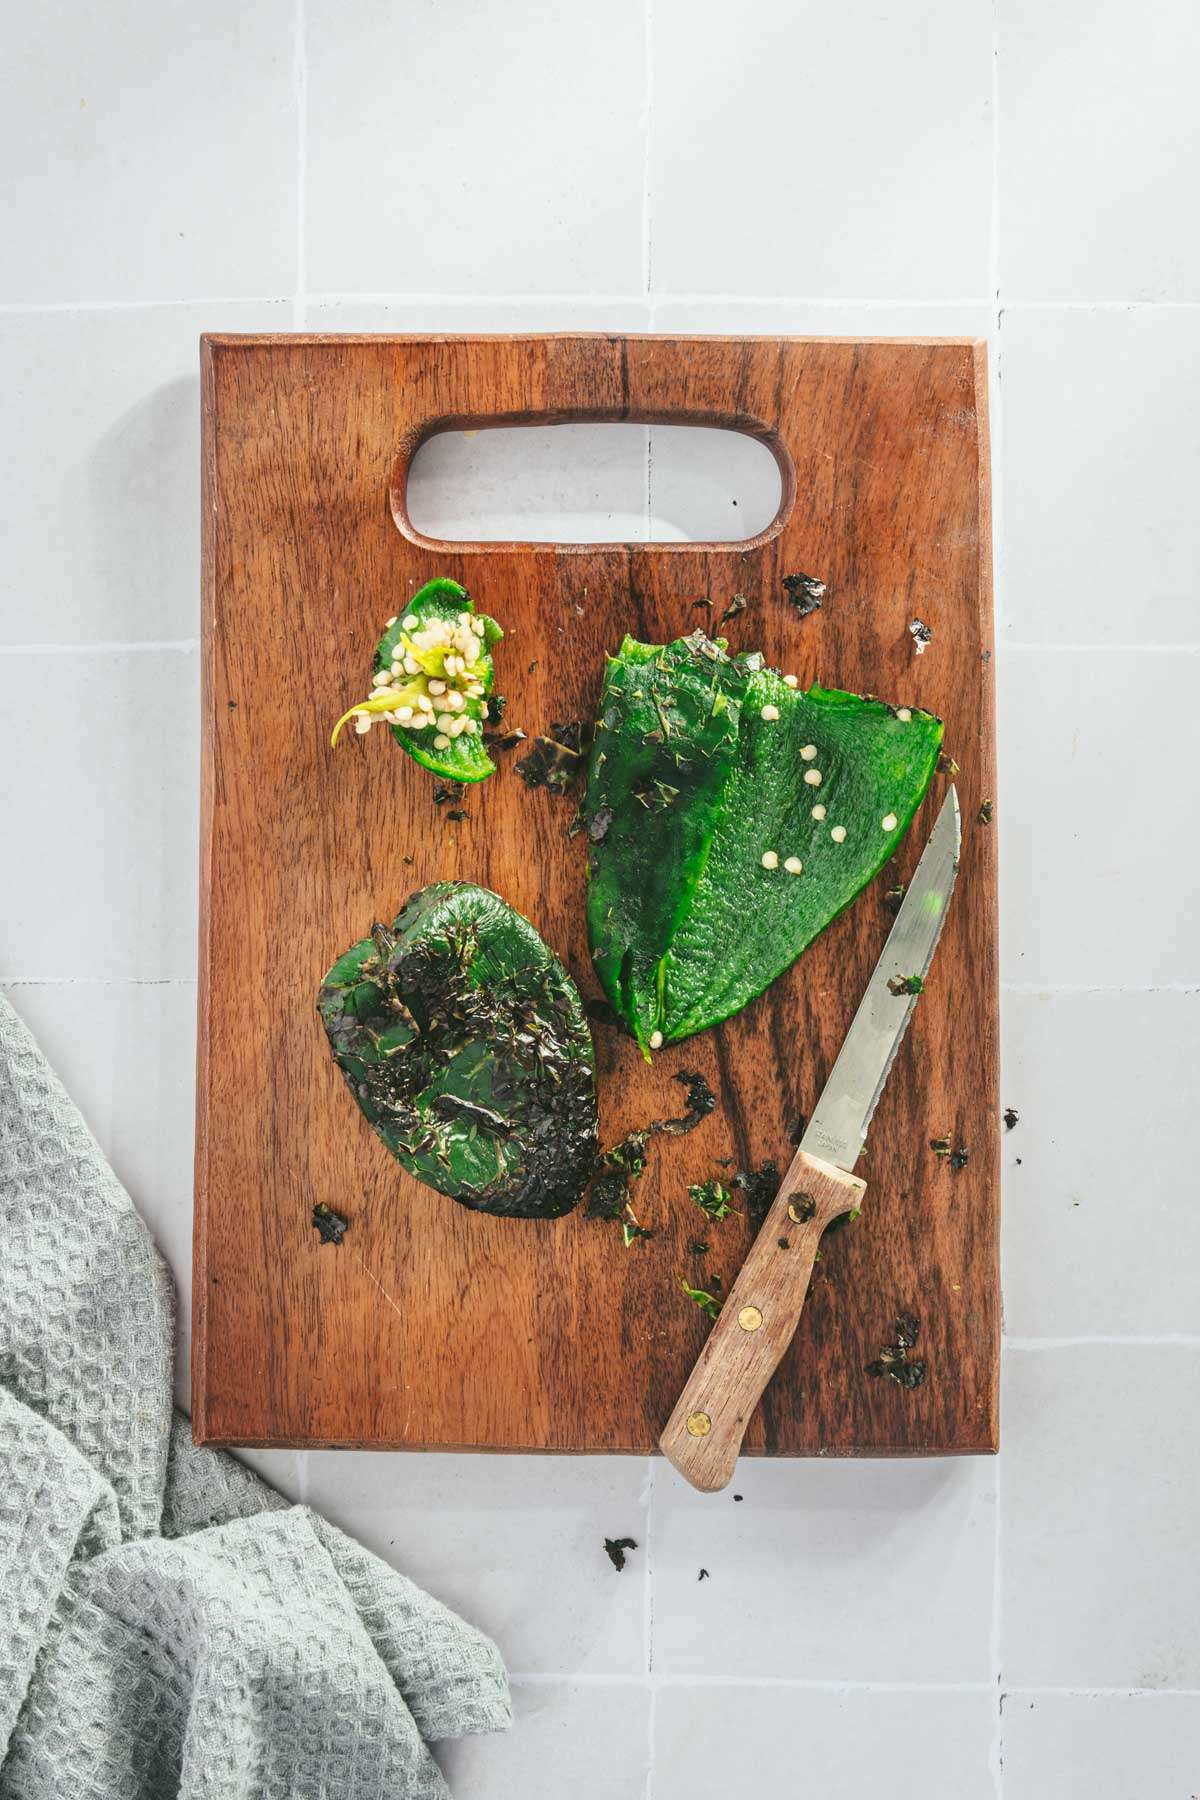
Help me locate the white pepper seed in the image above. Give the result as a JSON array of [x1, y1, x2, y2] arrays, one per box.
[[396, 706, 413, 722], [896, 707, 911, 722], [784, 674, 799, 688], [353, 713, 371, 735], [761, 704, 780, 722], [436, 713, 453, 733], [649, 1030, 664, 1050], [401, 614, 417, 629], [433, 733, 451, 749], [804, 769, 822, 787], [761, 850, 779, 870], [831, 825, 847, 843], [386, 616, 398, 628], [784, 856, 803, 874], [800, 743, 818, 760], [882, 812, 898, 831], [464, 717, 479, 733], [428, 679, 446, 695], [811, 804, 826, 820]]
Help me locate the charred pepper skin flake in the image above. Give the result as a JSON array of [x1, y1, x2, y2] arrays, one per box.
[[318, 883, 598, 1220], [866, 1311, 927, 1389], [583, 631, 943, 1052], [604, 1537, 638, 1572], [782, 572, 827, 616], [311, 1203, 349, 1244], [515, 721, 590, 797]]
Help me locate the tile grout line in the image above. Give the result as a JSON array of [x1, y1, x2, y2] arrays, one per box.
[[508, 1672, 1000, 1692], [1001, 981, 1200, 995], [293, 0, 308, 328], [641, 0, 654, 307], [0, 640, 199, 656], [507, 1671, 1200, 1697], [3, 294, 1200, 317], [989, 7, 1005, 1792], [642, 0, 655, 577], [1007, 1334, 1200, 1349], [0, 977, 197, 988], [644, 1456, 656, 1799]]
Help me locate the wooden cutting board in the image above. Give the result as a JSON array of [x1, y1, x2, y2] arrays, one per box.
[[194, 333, 998, 1455]]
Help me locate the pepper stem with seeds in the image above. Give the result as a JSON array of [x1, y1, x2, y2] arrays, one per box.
[[331, 576, 503, 783]]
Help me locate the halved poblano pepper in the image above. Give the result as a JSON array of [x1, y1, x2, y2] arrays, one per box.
[[331, 576, 502, 783], [584, 630, 944, 1052], [318, 882, 598, 1219]]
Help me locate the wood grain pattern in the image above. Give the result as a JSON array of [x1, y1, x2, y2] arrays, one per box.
[[194, 333, 999, 1456], [661, 1152, 866, 1490]]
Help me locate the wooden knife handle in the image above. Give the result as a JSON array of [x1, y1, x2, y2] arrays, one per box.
[[659, 1151, 866, 1492]]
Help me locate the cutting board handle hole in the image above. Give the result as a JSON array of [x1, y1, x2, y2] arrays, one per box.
[[391, 419, 791, 550]]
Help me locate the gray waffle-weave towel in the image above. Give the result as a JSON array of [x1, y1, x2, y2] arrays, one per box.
[[0, 994, 511, 1798]]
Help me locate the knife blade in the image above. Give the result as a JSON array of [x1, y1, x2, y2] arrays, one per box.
[[800, 784, 961, 1172], [659, 787, 961, 1491]]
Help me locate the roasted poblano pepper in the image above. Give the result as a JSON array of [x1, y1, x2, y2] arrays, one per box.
[[584, 631, 944, 1052], [331, 577, 502, 783], [318, 883, 598, 1219]]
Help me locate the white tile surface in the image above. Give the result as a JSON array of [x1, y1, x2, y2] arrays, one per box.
[[305, 0, 646, 297], [408, 423, 652, 544], [0, 303, 287, 646], [405, 421, 781, 545], [999, 0, 1200, 300], [653, 1456, 995, 1682], [0, 648, 199, 982], [1001, 1691, 1200, 1800], [655, 1685, 996, 1800], [998, 647, 1200, 986], [647, 425, 782, 542], [650, 299, 994, 338], [649, 0, 993, 301], [1002, 989, 1200, 1339], [305, 1452, 650, 1676], [0, 2, 297, 304], [305, 299, 653, 333], [436, 1681, 650, 1800], [1001, 1346, 1200, 1689], [1001, 307, 1200, 644]]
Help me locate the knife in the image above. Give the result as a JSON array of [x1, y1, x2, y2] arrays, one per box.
[[659, 787, 962, 1491]]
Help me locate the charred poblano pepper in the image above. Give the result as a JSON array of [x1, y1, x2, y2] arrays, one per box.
[[318, 883, 597, 1218], [331, 577, 503, 783], [584, 630, 943, 1052]]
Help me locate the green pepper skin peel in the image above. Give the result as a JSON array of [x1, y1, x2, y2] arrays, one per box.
[[318, 882, 598, 1219], [584, 631, 944, 1052]]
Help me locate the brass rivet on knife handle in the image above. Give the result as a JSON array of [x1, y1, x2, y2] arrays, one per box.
[[659, 1151, 866, 1492]]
